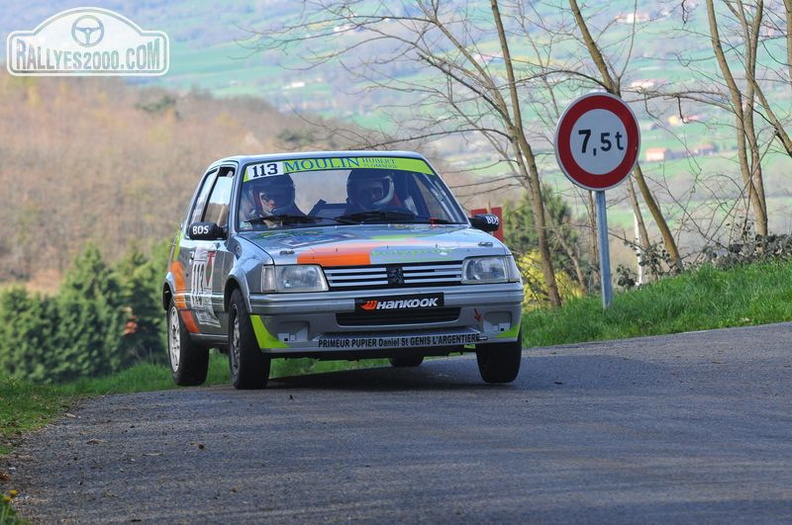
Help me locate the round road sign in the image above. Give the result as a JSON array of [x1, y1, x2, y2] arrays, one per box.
[[554, 92, 641, 191]]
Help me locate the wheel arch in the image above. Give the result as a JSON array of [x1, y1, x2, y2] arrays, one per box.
[[224, 277, 243, 312], [162, 280, 174, 311]]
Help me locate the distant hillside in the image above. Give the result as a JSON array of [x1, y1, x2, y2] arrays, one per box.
[[0, 71, 332, 283], [3, 2, 783, 163], [0, 1, 724, 129], [6, 1, 783, 177]]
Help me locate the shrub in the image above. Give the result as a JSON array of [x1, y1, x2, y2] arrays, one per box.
[[0, 287, 60, 382], [0, 243, 167, 383]]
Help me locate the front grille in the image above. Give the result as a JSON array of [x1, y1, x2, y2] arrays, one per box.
[[337, 308, 460, 326], [324, 262, 462, 290]]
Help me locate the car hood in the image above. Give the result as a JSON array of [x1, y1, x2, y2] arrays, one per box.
[[238, 224, 508, 266]]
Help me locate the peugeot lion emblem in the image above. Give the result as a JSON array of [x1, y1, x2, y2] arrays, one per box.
[[386, 266, 404, 285]]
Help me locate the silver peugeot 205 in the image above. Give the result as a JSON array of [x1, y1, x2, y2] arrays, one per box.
[[162, 151, 524, 389]]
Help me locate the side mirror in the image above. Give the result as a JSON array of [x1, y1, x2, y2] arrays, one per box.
[[188, 222, 225, 240], [469, 213, 500, 233]]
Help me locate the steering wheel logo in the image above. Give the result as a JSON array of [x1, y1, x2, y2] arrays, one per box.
[[71, 15, 104, 47]]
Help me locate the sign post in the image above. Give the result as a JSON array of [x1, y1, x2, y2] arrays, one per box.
[[554, 92, 640, 308]]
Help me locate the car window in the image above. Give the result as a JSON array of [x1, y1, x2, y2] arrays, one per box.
[[189, 168, 218, 226], [237, 159, 468, 229], [413, 173, 460, 219], [202, 168, 234, 227]]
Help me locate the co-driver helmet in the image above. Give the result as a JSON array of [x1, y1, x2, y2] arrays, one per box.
[[346, 169, 395, 211]]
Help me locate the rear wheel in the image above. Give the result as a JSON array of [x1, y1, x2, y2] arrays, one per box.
[[228, 290, 271, 389], [167, 299, 209, 386], [476, 328, 522, 384], [389, 356, 424, 367]]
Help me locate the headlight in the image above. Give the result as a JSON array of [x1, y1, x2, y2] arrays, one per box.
[[261, 265, 328, 293], [462, 256, 521, 284]]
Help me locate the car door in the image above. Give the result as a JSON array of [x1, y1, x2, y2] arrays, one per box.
[[182, 166, 235, 336]]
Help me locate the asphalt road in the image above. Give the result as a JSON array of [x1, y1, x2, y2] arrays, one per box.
[[3, 323, 792, 524]]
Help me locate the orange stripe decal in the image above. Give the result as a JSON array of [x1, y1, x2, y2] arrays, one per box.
[[298, 247, 371, 267], [179, 310, 201, 334], [170, 260, 188, 309]]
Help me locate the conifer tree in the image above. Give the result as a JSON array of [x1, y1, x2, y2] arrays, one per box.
[[0, 287, 59, 382], [114, 242, 167, 364], [56, 244, 125, 382]]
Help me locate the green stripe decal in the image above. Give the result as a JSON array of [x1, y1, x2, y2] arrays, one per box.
[[170, 232, 183, 261], [250, 315, 289, 349], [244, 156, 434, 181]]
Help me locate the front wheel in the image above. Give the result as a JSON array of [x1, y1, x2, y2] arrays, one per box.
[[476, 328, 522, 384], [167, 299, 209, 386], [228, 290, 271, 389]]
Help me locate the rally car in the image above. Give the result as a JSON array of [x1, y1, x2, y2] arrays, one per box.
[[162, 150, 524, 389]]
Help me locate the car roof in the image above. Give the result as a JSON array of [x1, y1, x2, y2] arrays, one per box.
[[207, 150, 428, 170]]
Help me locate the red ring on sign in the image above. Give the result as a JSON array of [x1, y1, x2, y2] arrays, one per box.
[[555, 93, 640, 191]]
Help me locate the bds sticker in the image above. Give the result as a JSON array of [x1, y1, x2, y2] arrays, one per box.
[[355, 293, 444, 312]]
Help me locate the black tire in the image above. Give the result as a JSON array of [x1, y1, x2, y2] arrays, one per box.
[[167, 299, 209, 386], [228, 289, 271, 389], [476, 328, 522, 384], [389, 356, 424, 367]]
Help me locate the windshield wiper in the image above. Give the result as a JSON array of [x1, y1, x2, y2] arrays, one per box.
[[336, 209, 417, 223], [419, 217, 457, 225], [245, 214, 319, 225]]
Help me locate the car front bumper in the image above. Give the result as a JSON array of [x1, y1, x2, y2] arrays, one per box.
[[247, 283, 524, 356]]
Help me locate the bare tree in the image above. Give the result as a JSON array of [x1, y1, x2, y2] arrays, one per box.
[[255, 0, 564, 306], [751, 0, 792, 155], [705, 0, 769, 236], [663, 0, 792, 242], [568, 0, 684, 274]]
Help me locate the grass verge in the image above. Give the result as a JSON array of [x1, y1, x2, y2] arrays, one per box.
[[521, 261, 792, 347]]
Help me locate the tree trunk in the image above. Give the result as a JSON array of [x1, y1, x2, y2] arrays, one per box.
[[570, 0, 683, 272], [786, 0, 792, 91], [492, 0, 562, 307], [706, 0, 768, 236], [626, 178, 651, 282]]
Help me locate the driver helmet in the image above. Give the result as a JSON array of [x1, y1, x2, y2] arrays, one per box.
[[346, 169, 395, 211], [248, 174, 296, 216]]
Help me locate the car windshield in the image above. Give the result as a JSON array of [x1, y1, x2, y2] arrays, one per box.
[[237, 156, 469, 230]]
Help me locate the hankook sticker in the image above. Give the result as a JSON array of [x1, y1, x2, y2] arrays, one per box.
[[355, 293, 444, 312]]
